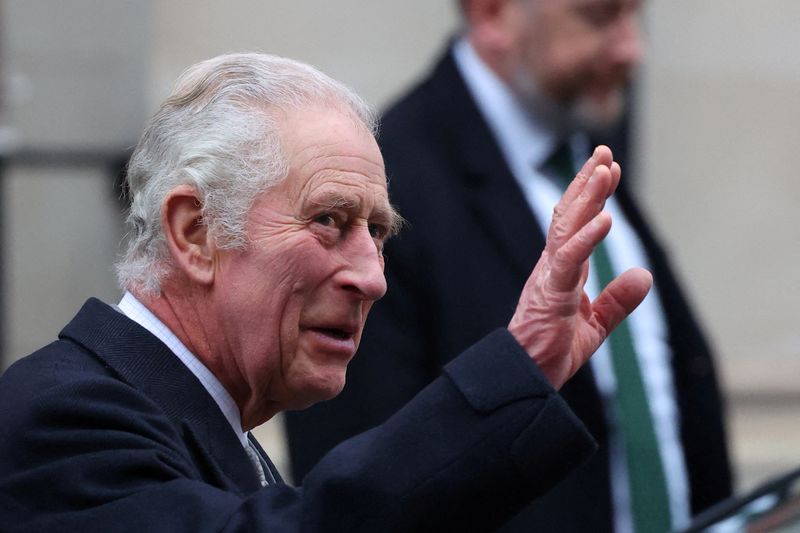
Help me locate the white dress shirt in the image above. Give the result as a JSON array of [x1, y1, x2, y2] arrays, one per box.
[[453, 37, 690, 532]]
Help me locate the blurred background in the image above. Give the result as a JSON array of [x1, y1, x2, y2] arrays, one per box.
[[0, 0, 798, 492]]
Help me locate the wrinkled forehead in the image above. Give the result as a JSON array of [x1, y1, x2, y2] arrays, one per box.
[[277, 104, 384, 181], [270, 104, 402, 231]]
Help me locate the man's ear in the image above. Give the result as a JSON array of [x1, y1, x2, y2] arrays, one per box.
[[161, 184, 216, 286], [465, 0, 519, 53]]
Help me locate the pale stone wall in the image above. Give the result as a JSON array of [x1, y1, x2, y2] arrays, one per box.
[[638, 0, 800, 488]]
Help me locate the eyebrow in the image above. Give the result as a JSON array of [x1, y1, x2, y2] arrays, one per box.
[[376, 203, 405, 239]]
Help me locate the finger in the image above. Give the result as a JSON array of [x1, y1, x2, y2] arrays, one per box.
[[608, 161, 621, 197], [575, 145, 613, 185], [579, 259, 590, 288], [547, 165, 613, 252], [591, 267, 654, 335], [579, 146, 617, 202], [553, 145, 613, 220], [548, 211, 612, 293], [582, 145, 613, 178]]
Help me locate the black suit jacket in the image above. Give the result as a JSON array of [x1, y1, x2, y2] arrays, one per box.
[[0, 298, 597, 532], [286, 48, 733, 531]]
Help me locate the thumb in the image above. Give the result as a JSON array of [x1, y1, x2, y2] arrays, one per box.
[[592, 267, 653, 337]]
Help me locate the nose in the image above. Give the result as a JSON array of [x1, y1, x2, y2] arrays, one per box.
[[610, 12, 644, 68], [337, 226, 388, 302]]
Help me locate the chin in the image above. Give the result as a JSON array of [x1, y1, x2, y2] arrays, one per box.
[[570, 90, 626, 134], [291, 375, 347, 410]]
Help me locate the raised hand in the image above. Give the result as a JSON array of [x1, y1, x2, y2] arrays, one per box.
[[508, 146, 653, 389]]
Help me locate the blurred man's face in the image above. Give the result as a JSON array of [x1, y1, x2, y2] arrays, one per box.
[[507, 0, 644, 132], [212, 105, 398, 426]]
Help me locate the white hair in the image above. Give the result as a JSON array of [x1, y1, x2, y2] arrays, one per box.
[[116, 52, 377, 295]]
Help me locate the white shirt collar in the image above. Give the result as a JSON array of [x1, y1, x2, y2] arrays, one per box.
[[117, 291, 249, 447], [452, 37, 559, 173]]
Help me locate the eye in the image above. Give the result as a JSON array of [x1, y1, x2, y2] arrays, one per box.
[[577, 2, 623, 27], [309, 212, 345, 243], [314, 213, 337, 227], [368, 222, 388, 241]]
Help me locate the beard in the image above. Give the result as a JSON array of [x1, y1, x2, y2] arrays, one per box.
[[509, 63, 629, 137]]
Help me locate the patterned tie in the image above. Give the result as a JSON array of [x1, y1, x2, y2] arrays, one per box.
[[245, 434, 276, 486], [545, 143, 672, 533], [245, 438, 269, 487]]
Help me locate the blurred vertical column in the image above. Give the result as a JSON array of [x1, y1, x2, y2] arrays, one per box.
[[0, 1, 7, 367], [1, 0, 152, 369]]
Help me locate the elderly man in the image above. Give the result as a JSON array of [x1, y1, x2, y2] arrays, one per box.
[[0, 53, 650, 531], [286, 1, 733, 532]]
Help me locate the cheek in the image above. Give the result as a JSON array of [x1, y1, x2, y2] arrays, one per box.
[[254, 242, 330, 301], [274, 250, 334, 346], [222, 259, 306, 355]]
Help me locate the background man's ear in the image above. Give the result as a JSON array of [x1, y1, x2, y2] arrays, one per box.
[[464, 0, 518, 53], [161, 184, 216, 286]]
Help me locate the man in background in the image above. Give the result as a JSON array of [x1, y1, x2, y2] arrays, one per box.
[[286, 1, 732, 531]]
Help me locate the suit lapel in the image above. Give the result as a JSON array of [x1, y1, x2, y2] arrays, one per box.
[[59, 298, 265, 495], [427, 50, 546, 279]]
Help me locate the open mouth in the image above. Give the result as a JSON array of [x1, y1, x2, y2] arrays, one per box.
[[315, 327, 352, 340]]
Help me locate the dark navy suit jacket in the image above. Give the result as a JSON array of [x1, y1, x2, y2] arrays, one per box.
[[286, 47, 733, 531], [0, 298, 596, 532]]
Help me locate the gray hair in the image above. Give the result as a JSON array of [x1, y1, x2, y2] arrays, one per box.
[[116, 52, 377, 295]]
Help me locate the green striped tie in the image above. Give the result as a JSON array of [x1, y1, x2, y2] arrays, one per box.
[[546, 143, 672, 533]]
